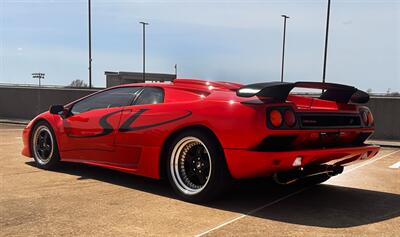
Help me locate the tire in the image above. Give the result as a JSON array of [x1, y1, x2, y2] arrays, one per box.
[[166, 129, 232, 202], [31, 121, 61, 170]]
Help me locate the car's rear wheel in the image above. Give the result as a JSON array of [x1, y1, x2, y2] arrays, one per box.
[[31, 121, 60, 169], [166, 130, 231, 202]]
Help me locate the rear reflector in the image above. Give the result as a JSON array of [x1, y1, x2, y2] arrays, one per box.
[[292, 156, 303, 167]]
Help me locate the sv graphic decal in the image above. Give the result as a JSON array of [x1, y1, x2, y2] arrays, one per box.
[[66, 109, 192, 138], [66, 110, 123, 138], [119, 109, 192, 132]]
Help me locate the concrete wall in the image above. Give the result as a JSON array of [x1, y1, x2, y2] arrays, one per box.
[[367, 97, 400, 140], [0, 86, 99, 120], [0, 86, 399, 140]]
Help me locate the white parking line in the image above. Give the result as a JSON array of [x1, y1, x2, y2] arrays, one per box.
[[194, 188, 308, 237], [389, 161, 400, 169], [194, 149, 400, 237], [344, 150, 400, 173]]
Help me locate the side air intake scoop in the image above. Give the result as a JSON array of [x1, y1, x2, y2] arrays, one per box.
[[236, 81, 369, 104]]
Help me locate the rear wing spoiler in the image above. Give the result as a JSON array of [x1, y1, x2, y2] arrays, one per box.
[[236, 81, 369, 104]]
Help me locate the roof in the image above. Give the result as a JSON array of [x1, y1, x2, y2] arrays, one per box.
[[114, 78, 243, 93]]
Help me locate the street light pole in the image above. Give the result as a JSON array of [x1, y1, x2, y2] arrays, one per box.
[[88, 0, 92, 88], [174, 64, 177, 78], [139, 21, 149, 82], [32, 73, 45, 87], [322, 0, 331, 84], [280, 15, 289, 83]]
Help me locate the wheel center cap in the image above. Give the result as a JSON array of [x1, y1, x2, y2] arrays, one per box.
[[196, 161, 202, 169]]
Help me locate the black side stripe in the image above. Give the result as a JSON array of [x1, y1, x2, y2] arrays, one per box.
[[67, 109, 192, 138], [66, 109, 124, 138], [118, 110, 192, 132], [118, 108, 149, 132]]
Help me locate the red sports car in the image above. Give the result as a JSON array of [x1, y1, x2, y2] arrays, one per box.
[[22, 79, 379, 202]]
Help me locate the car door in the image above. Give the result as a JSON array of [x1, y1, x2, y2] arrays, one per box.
[[59, 87, 142, 161], [113, 87, 166, 167]]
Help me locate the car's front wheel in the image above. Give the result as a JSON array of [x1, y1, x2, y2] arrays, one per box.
[[166, 130, 231, 202], [31, 121, 60, 169]]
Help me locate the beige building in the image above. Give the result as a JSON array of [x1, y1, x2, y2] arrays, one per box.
[[105, 71, 176, 87]]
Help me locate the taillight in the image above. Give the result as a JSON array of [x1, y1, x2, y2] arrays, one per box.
[[284, 110, 296, 127], [360, 109, 373, 126], [269, 110, 283, 128], [361, 110, 368, 125], [367, 111, 374, 126]]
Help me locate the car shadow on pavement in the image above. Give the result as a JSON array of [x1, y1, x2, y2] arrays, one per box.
[[246, 184, 400, 228], [25, 161, 400, 229]]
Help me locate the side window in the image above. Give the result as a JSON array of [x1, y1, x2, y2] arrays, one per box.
[[134, 87, 164, 105], [71, 87, 142, 114]]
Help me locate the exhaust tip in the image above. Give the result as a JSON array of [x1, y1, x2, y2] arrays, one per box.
[[273, 164, 344, 185]]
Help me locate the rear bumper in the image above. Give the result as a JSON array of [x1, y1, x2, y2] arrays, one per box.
[[224, 145, 380, 179]]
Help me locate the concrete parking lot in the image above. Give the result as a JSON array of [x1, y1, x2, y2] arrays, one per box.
[[1, 123, 399, 237]]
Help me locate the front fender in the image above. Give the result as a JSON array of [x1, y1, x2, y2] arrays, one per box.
[[21, 112, 61, 157]]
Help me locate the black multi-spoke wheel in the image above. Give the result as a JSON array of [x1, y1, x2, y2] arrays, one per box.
[[167, 130, 232, 202], [171, 137, 211, 195], [31, 121, 60, 169]]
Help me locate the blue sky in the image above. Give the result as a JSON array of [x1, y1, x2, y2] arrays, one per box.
[[1, 0, 399, 92]]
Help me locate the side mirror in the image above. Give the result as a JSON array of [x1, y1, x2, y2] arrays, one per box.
[[49, 105, 64, 115]]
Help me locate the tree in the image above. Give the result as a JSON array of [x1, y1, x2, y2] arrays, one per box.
[[69, 79, 88, 88]]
